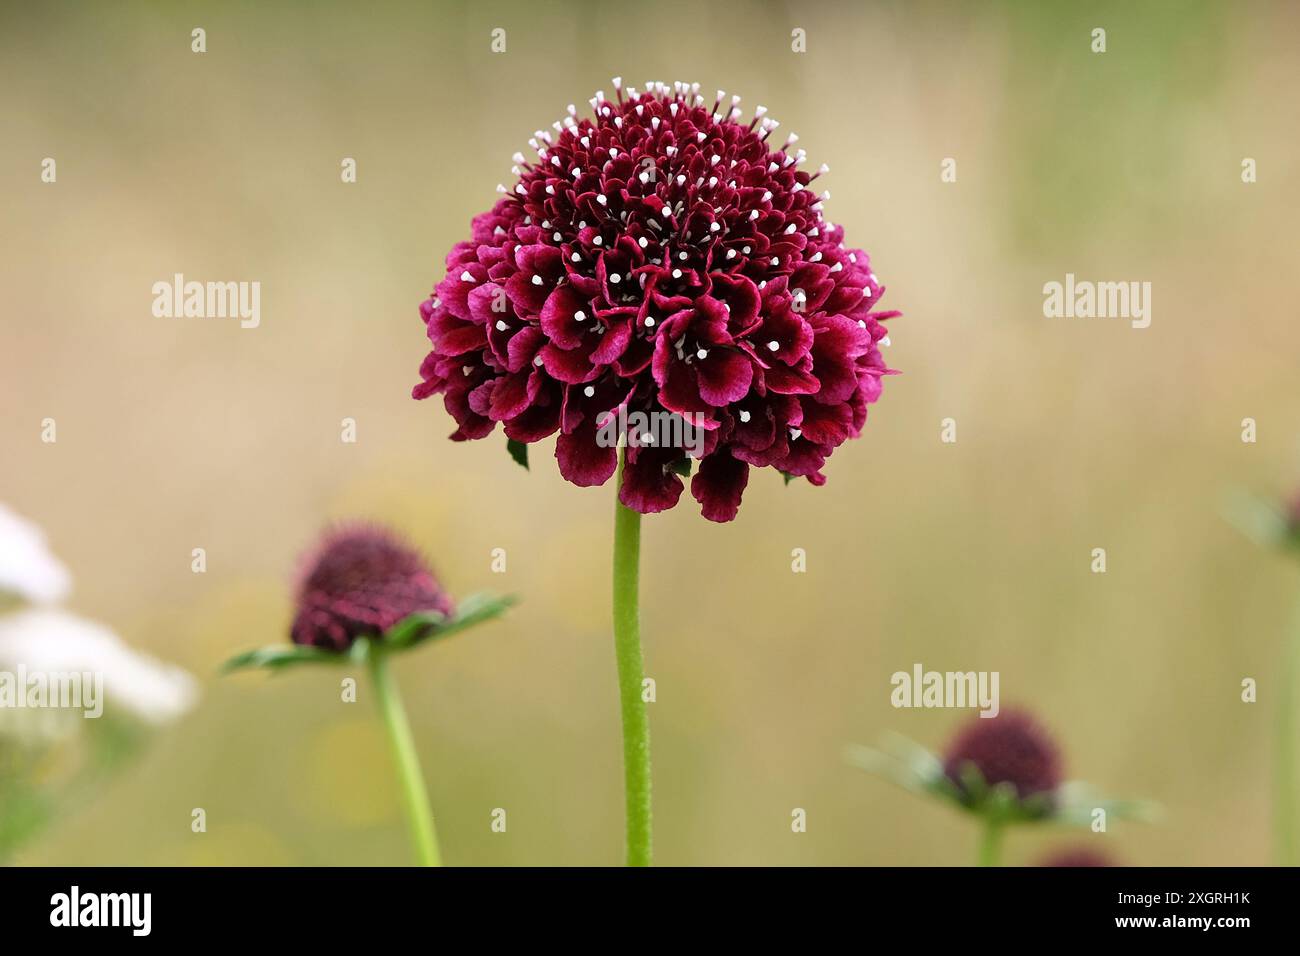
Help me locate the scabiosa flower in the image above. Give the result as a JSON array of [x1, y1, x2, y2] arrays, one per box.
[[943, 710, 1062, 813], [413, 79, 899, 522], [413, 80, 902, 866], [226, 522, 512, 866], [848, 709, 1152, 866]]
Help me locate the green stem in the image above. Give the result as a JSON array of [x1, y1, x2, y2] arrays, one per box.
[[613, 446, 652, 866], [1276, 594, 1300, 866], [977, 817, 1003, 867], [369, 649, 441, 867]]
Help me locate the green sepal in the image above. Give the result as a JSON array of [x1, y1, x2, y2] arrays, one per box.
[[221, 592, 516, 675], [220, 644, 347, 673], [846, 733, 1158, 829], [507, 438, 529, 471]]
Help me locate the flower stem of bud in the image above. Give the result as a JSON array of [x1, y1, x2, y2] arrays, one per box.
[[977, 818, 1003, 867], [369, 648, 441, 866], [1276, 594, 1300, 866], [613, 445, 653, 866]]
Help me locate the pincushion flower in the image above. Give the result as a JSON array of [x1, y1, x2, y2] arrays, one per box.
[[224, 524, 512, 866], [848, 710, 1153, 866], [413, 78, 899, 522], [414, 79, 900, 867]]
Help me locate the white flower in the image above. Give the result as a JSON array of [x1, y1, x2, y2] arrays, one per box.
[[0, 504, 71, 605], [0, 608, 197, 731], [0, 504, 198, 746]]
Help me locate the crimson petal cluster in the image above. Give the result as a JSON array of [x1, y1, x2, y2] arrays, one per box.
[[414, 79, 899, 521]]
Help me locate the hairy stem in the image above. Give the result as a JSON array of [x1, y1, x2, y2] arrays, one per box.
[[977, 817, 1003, 867], [1276, 594, 1300, 866], [369, 649, 441, 867], [612, 446, 652, 866]]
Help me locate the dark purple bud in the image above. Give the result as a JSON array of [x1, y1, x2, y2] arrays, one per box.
[[943, 710, 1062, 805], [290, 526, 454, 652]]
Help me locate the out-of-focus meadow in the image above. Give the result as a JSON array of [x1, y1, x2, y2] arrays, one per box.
[[2, 0, 1299, 865]]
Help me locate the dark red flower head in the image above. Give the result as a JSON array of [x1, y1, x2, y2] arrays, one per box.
[[290, 526, 454, 652], [943, 710, 1062, 804], [414, 79, 899, 521]]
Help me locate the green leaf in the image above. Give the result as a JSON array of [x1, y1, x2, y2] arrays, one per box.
[[507, 438, 529, 471], [221, 644, 347, 673], [669, 458, 693, 477]]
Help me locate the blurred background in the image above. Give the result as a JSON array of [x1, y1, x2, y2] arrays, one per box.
[[2, 0, 1299, 865]]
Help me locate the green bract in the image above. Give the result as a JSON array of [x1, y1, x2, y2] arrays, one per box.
[[222, 592, 515, 674], [845, 733, 1157, 828]]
